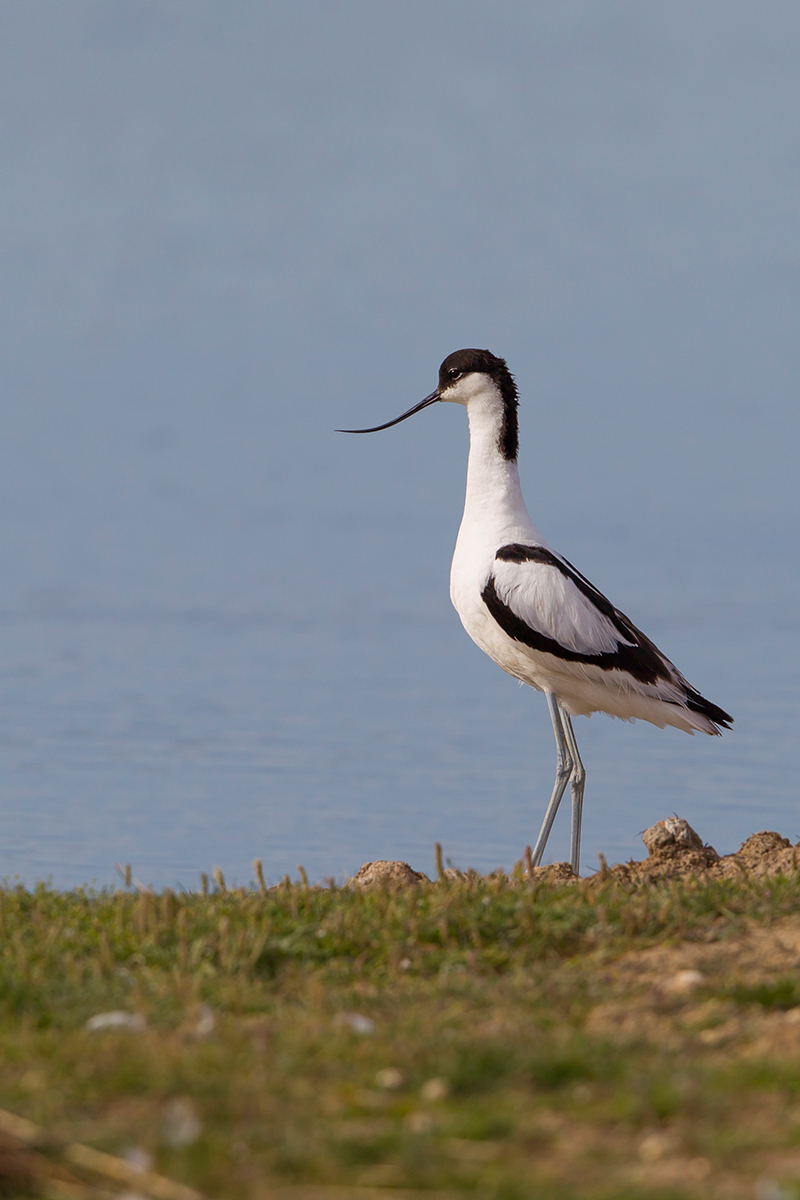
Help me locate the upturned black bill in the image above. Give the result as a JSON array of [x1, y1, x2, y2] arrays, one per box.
[[336, 390, 440, 433]]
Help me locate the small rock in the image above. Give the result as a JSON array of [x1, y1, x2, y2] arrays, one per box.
[[178, 1004, 217, 1042], [666, 969, 705, 995], [336, 1012, 375, 1035], [642, 818, 705, 858], [638, 1131, 678, 1162], [420, 1077, 449, 1102], [192, 1005, 215, 1038], [406, 1111, 435, 1134], [348, 861, 428, 888], [162, 1098, 202, 1149], [755, 1179, 791, 1200], [375, 1068, 404, 1090], [123, 1147, 153, 1173], [85, 1011, 146, 1032]]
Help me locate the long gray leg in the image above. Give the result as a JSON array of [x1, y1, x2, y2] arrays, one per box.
[[530, 692, 572, 867], [559, 709, 586, 876]]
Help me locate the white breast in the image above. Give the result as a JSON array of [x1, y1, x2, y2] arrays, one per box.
[[447, 381, 548, 681], [450, 535, 552, 692]]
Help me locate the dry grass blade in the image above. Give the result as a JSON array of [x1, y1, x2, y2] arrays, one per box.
[[0, 1109, 206, 1200], [434, 842, 445, 880], [65, 1143, 205, 1200]]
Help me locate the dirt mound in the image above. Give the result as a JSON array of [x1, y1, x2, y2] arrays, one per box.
[[348, 860, 430, 888], [528, 861, 579, 884], [609, 819, 798, 884], [720, 830, 794, 875], [348, 822, 798, 889]]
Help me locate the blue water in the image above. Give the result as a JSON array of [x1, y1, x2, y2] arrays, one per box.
[[0, 3, 798, 886]]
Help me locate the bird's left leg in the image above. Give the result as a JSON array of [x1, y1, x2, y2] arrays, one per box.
[[559, 708, 586, 876], [530, 692, 573, 867]]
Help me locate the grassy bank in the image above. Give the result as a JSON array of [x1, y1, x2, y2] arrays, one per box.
[[3, 867, 800, 1198]]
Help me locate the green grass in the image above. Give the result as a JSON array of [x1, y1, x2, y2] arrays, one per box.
[[3, 870, 800, 1198], [722, 977, 800, 1010]]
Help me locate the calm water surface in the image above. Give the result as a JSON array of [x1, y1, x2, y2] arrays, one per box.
[[0, 585, 796, 887]]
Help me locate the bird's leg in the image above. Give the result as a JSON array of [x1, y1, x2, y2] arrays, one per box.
[[559, 708, 586, 876], [530, 692, 573, 867]]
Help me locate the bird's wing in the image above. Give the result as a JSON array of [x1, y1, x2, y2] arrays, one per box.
[[483, 544, 670, 684]]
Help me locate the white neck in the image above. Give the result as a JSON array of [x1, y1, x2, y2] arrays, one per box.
[[458, 393, 541, 545]]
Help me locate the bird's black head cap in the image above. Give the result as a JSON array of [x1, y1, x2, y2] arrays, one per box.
[[438, 348, 519, 461]]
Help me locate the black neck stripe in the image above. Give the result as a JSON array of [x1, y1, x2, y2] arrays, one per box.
[[437, 349, 519, 461]]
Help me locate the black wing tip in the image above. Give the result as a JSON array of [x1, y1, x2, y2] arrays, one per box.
[[685, 690, 733, 731]]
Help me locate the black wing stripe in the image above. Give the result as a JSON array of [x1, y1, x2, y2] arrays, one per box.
[[481, 575, 667, 684], [496, 543, 640, 645], [493, 543, 669, 682], [489, 543, 733, 727]]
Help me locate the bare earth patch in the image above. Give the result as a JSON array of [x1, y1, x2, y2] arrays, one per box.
[[350, 818, 799, 890], [607, 817, 797, 884], [347, 860, 429, 889]]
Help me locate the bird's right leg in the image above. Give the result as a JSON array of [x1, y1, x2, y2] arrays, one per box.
[[559, 708, 586, 877], [530, 692, 572, 867]]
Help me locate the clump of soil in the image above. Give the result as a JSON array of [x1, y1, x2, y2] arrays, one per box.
[[527, 860, 579, 884], [348, 859, 429, 888], [723, 829, 794, 875], [609, 819, 796, 884]]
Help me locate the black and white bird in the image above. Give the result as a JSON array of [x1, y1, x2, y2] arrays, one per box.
[[340, 349, 732, 875]]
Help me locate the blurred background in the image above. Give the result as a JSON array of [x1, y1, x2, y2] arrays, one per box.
[[0, 1, 797, 886]]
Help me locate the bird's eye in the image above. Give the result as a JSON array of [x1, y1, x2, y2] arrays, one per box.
[[448, 368, 462, 380]]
